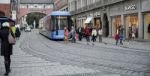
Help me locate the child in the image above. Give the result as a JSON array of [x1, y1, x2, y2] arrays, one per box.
[[115, 34, 120, 45]]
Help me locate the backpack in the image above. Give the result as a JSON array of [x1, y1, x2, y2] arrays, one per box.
[[8, 31, 16, 45]]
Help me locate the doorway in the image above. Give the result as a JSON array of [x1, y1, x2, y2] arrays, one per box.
[[103, 13, 109, 37]]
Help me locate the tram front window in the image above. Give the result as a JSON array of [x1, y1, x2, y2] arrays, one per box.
[[52, 16, 68, 31]]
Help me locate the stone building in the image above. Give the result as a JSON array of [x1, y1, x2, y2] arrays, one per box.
[[68, 0, 150, 40], [54, 0, 68, 11], [0, 0, 14, 17]]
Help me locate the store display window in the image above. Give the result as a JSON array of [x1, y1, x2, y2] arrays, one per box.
[[125, 15, 138, 38]]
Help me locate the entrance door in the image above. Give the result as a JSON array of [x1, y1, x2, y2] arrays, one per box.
[[103, 13, 109, 37]]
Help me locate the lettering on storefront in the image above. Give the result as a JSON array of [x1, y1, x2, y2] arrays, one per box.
[[125, 4, 136, 11]]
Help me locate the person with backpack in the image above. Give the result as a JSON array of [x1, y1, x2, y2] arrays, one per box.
[[0, 22, 15, 76], [84, 25, 91, 45]]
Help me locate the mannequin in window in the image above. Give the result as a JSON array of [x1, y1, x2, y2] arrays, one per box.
[[148, 24, 150, 33]]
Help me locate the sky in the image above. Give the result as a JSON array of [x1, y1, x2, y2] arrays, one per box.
[[0, 0, 10, 4]]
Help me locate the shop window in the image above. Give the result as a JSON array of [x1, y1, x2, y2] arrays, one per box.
[[126, 15, 138, 38]]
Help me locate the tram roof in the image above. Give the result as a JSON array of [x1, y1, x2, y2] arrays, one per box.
[[49, 11, 71, 16]]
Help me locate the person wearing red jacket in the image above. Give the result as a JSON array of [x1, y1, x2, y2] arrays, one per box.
[[115, 33, 120, 45], [84, 25, 91, 45]]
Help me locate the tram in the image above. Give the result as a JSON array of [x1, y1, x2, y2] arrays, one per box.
[[39, 11, 73, 40]]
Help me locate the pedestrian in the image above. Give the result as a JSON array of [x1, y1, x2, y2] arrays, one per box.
[[98, 27, 103, 42], [115, 33, 120, 45], [0, 22, 15, 76], [119, 26, 124, 45], [71, 26, 76, 43], [131, 25, 136, 40], [10, 22, 16, 35], [77, 26, 84, 41], [84, 25, 91, 45], [91, 27, 97, 45], [15, 27, 21, 39], [64, 27, 68, 44]]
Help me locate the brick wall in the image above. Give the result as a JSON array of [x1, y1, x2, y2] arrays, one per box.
[[0, 4, 11, 17]]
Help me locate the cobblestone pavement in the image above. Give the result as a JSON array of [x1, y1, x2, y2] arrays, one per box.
[[0, 32, 102, 76], [23, 30, 150, 76], [0, 29, 150, 76]]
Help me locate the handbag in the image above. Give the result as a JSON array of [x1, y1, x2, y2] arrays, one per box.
[[8, 32, 16, 45]]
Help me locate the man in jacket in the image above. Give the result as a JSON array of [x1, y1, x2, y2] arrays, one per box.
[[0, 22, 14, 76]]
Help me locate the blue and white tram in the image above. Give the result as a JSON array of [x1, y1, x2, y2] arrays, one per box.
[[39, 11, 72, 40]]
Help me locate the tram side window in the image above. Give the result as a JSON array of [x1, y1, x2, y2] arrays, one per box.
[[51, 16, 56, 31]]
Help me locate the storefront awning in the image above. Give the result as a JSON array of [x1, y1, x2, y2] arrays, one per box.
[[84, 17, 92, 24]]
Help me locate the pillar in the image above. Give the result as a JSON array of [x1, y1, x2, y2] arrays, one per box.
[[138, 12, 143, 39]]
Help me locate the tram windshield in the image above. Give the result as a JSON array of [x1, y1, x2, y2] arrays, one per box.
[[51, 16, 69, 31]]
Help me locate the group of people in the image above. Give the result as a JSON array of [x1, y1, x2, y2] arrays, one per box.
[[64, 25, 103, 45], [0, 22, 21, 76], [82, 25, 103, 45], [64, 26, 76, 44], [115, 26, 124, 45]]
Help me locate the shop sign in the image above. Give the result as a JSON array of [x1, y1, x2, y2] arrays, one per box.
[[125, 4, 136, 11]]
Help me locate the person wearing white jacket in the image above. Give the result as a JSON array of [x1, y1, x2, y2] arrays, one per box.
[[98, 28, 103, 42], [91, 27, 97, 45]]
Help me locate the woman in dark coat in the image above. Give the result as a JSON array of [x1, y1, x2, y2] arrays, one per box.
[[0, 22, 14, 76]]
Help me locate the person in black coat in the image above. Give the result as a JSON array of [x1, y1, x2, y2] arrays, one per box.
[[0, 22, 14, 76]]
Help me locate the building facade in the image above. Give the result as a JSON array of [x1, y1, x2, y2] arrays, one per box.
[[17, 0, 53, 26], [54, 0, 68, 11], [69, 0, 150, 40], [0, 0, 12, 17]]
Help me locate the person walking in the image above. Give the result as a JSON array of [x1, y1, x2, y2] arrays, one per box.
[[71, 26, 76, 43], [64, 27, 68, 44], [84, 25, 91, 45], [77, 26, 84, 41], [15, 27, 21, 39], [91, 27, 97, 45], [0, 22, 15, 76], [119, 26, 124, 45], [115, 33, 120, 45], [98, 28, 103, 42]]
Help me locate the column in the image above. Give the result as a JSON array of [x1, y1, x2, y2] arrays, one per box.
[[138, 0, 143, 39], [121, 14, 125, 39], [138, 12, 143, 39]]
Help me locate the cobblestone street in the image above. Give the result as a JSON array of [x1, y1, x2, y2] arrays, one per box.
[[0, 30, 150, 76]]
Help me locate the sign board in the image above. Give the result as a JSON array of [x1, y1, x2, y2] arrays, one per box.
[[125, 4, 136, 11]]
